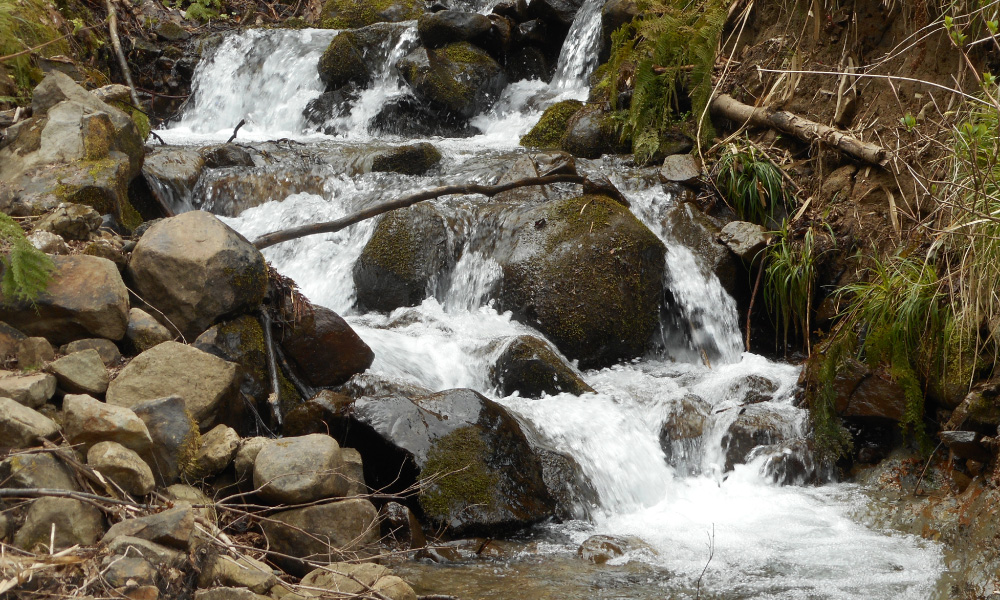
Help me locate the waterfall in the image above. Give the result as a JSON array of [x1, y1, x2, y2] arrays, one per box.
[[159, 20, 947, 599]]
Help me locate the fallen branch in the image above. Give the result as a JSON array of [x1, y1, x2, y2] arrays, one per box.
[[710, 93, 888, 166], [227, 119, 246, 143], [104, 0, 141, 109], [253, 174, 587, 249], [259, 309, 283, 427]]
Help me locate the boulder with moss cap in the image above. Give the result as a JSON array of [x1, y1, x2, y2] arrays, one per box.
[[318, 0, 422, 29], [398, 42, 506, 121]]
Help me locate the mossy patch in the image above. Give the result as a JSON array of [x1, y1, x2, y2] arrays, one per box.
[[0, 0, 69, 103], [318, 0, 421, 29], [419, 426, 498, 521], [363, 212, 418, 280], [520, 100, 583, 149], [371, 142, 442, 175]]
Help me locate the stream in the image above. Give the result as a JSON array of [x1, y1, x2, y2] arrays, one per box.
[[152, 4, 950, 597]]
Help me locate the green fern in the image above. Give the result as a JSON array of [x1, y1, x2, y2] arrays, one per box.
[[601, 0, 728, 164], [0, 213, 54, 304]]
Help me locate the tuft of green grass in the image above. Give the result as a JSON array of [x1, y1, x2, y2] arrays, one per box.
[[764, 222, 817, 352], [715, 143, 794, 226]]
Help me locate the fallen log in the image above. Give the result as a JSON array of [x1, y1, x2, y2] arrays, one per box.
[[253, 173, 587, 249], [710, 93, 888, 166]]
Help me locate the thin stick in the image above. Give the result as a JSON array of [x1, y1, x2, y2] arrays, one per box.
[[259, 309, 283, 427], [105, 0, 141, 109], [695, 523, 715, 599], [253, 174, 587, 250], [913, 441, 944, 497], [227, 119, 246, 143]]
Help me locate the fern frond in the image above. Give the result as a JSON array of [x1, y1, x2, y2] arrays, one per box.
[[0, 213, 55, 304]]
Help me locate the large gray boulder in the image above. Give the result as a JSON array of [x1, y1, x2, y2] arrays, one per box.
[[560, 105, 627, 159], [62, 393, 153, 454], [276, 301, 374, 388], [0, 255, 129, 345], [14, 497, 105, 551], [490, 335, 594, 398], [318, 23, 409, 90], [0, 371, 56, 408], [0, 72, 143, 226], [260, 499, 379, 574], [417, 10, 492, 48], [0, 396, 60, 450], [346, 388, 556, 535], [127, 211, 268, 340], [106, 342, 239, 429], [494, 195, 665, 368], [399, 42, 506, 120], [253, 434, 348, 504]]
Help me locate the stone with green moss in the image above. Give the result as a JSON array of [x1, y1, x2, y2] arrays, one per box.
[[398, 42, 506, 120], [352, 202, 451, 312], [560, 104, 628, 158], [371, 142, 442, 175], [490, 334, 595, 398], [520, 100, 583, 149], [318, 0, 422, 29], [492, 195, 665, 368]]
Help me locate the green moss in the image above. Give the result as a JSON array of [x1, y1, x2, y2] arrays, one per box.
[[520, 100, 583, 149], [419, 426, 498, 520], [177, 407, 203, 480], [0, 0, 70, 103], [371, 143, 442, 175], [318, 0, 421, 29], [364, 212, 418, 279]]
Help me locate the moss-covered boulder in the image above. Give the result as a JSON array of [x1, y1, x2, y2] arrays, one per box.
[[318, 0, 422, 29], [317, 23, 407, 90], [370, 142, 442, 175], [0, 72, 144, 227], [399, 42, 506, 120], [492, 195, 665, 369], [345, 389, 556, 535], [490, 334, 594, 398], [560, 104, 628, 159], [520, 99, 583, 149], [352, 202, 453, 312], [417, 10, 493, 49]]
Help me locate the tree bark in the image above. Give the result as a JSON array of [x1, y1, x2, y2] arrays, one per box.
[[105, 0, 141, 109], [710, 93, 888, 166], [253, 174, 587, 249]]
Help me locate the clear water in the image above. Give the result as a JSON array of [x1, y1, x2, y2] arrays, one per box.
[[158, 8, 948, 597]]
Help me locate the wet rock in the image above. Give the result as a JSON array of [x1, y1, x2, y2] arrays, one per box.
[[189, 424, 240, 479], [527, 0, 584, 27], [0, 371, 57, 408], [491, 154, 556, 204], [103, 505, 195, 550], [353, 202, 452, 312], [0, 396, 60, 450], [27, 230, 70, 254], [198, 552, 276, 594], [141, 146, 205, 212], [88, 440, 156, 495], [940, 430, 991, 462], [721, 405, 799, 471], [318, 24, 407, 90], [659, 394, 710, 471], [293, 563, 416, 600], [202, 144, 255, 169], [132, 395, 201, 485], [347, 388, 555, 535], [379, 501, 426, 549], [664, 201, 742, 300], [105, 535, 185, 568], [103, 556, 158, 587], [658, 154, 702, 184], [578, 534, 653, 564], [260, 499, 379, 574], [0, 452, 80, 491], [319, 0, 422, 28], [0, 72, 144, 225], [47, 349, 109, 395], [399, 42, 506, 120], [107, 341, 239, 429], [371, 142, 442, 175], [830, 357, 907, 422], [370, 94, 482, 138], [727, 374, 780, 405], [560, 105, 626, 159], [254, 434, 349, 504], [126, 308, 173, 352], [60, 338, 121, 366], [194, 315, 278, 408], [600, 0, 638, 59], [507, 44, 551, 82], [520, 99, 583, 150], [494, 195, 665, 368], [16, 337, 55, 369], [35, 202, 102, 241], [127, 211, 268, 340], [749, 438, 822, 485], [62, 393, 153, 454], [14, 497, 104, 551], [277, 300, 374, 388], [303, 87, 358, 130], [719, 221, 768, 263], [417, 10, 492, 48], [0, 255, 129, 345], [490, 335, 594, 398]]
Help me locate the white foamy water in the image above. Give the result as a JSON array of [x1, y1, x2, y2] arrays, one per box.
[[167, 14, 947, 598]]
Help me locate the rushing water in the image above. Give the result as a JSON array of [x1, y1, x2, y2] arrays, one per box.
[[157, 5, 948, 597]]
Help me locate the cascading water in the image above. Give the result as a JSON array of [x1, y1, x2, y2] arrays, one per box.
[[155, 2, 948, 596]]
